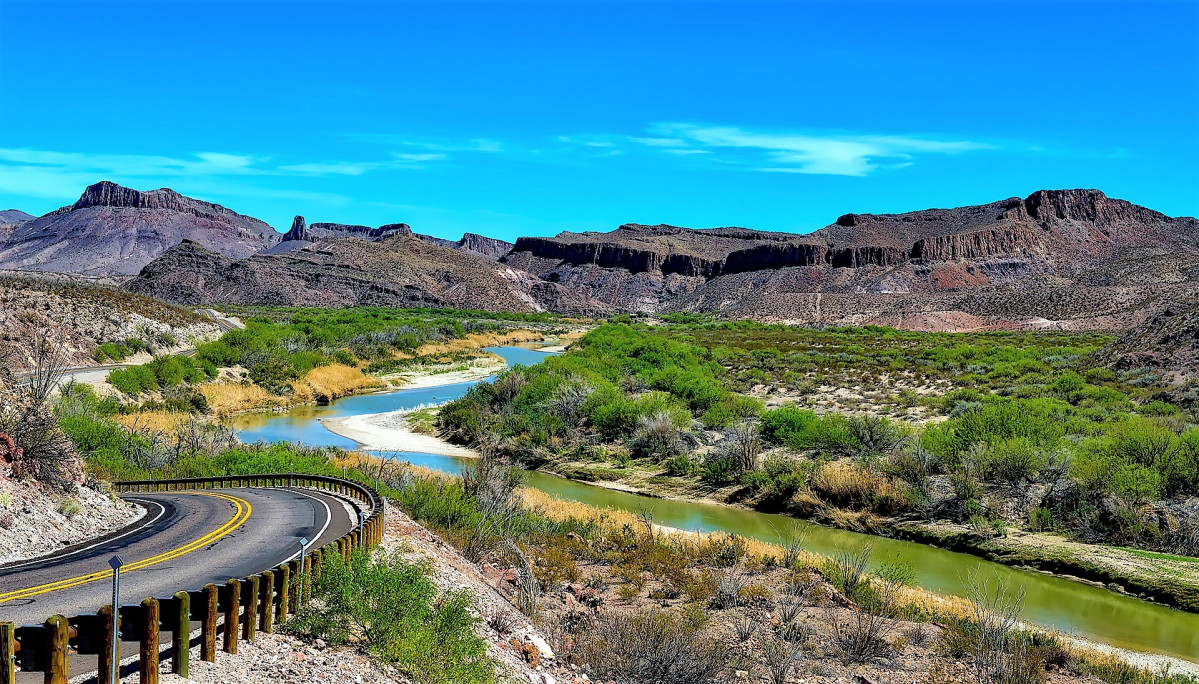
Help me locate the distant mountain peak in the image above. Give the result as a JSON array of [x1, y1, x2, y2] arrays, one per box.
[[0, 181, 279, 276], [0, 209, 35, 224]]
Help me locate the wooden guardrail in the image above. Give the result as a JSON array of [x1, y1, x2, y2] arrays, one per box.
[[1, 474, 385, 684]]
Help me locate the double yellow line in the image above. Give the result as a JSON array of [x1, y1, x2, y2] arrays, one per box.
[[0, 492, 252, 605]]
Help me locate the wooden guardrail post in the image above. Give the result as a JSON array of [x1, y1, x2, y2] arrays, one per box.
[[201, 584, 217, 662], [288, 560, 301, 613], [223, 579, 240, 654], [172, 591, 189, 677], [261, 571, 274, 634], [1, 622, 14, 684], [245, 575, 259, 641], [46, 614, 69, 684], [98, 604, 119, 684], [278, 565, 290, 624], [302, 556, 312, 607], [140, 598, 159, 684]]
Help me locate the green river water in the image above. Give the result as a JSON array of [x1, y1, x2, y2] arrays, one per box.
[[231, 345, 1199, 662]]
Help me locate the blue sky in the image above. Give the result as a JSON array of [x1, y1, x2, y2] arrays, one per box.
[[0, 0, 1195, 241]]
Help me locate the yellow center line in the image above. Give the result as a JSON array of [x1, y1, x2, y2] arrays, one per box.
[[0, 491, 252, 604]]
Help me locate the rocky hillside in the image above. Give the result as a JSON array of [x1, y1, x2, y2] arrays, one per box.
[[0, 273, 221, 371], [0, 182, 281, 276], [0, 209, 33, 245], [1094, 298, 1199, 381], [0, 209, 33, 224], [274, 215, 513, 261], [502, 189, 1199, 329], [125, 235, 587, 312]]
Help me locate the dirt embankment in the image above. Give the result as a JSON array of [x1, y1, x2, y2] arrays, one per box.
[[0, 477, 141, 565]]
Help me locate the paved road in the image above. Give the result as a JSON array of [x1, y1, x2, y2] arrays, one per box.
[[0, 487, 359, 626], [197, 308, 243, 332]]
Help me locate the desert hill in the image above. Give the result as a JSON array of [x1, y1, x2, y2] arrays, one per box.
[[124, 235, 589, 313], [0, 182, 281, 276]]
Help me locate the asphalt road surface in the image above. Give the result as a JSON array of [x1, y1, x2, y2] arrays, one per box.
[[0, 487, 360, 626]]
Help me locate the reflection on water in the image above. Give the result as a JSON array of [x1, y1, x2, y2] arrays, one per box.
[[230, 345, 1199, 662]]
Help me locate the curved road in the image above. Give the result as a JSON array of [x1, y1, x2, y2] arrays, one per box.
[[0, 487, 360, 626]]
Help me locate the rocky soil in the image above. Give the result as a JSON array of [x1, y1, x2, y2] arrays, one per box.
[[1093, 298, 1199, 384], [380, 509, 568, 683], [0, 273, 220, 371], [0, 476, 140, 565], [112, 631, 414, 684]]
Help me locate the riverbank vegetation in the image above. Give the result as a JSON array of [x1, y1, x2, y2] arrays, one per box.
[[39, 382, 1199, 683], [97, 306, 572, 417], [437, 322, 1199, 603]]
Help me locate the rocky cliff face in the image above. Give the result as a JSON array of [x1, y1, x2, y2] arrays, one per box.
[[278, 215, 512, 260], [305, 221, 413, 241], [0, 182, 281, 276], [501, 190, 1199, 328], [283, 215, 310, 241], [455, 233, 513, 260]]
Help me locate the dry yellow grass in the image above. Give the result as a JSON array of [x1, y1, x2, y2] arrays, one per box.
[[414, 329, 543, 356], [291, 364, 384, 405], [811, 459, 906, 508], [116, 411, 189, 435], [199, 382, 288, 416]]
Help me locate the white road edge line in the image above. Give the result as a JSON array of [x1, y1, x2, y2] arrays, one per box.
[[0, 498, 167, 572], [280, 488, 334, 565]]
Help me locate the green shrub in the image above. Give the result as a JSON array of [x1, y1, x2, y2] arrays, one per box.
[[1028, 507, 1054, 532], [288, 549, 495, 684], [977, 439, 1049, 485], [702, 455, 737, 484], [664, 455, 697, 476], [759, 406, 819, 449], [700, 394, 763, 429], [107, 365, 159, 396]]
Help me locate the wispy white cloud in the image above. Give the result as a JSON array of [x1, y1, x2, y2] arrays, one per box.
[[277, 161, 378, 176], [276, 152, 449, 176], [392, 152, 448, 163], [0, 148, 269, 178], [631, 137, 685, 148], [642, 123, 994, 176], [0, 145, 460, 204], [343, 133, 504, 154]]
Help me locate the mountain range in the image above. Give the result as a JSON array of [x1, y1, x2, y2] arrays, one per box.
[[4, 181, 1197, 331]]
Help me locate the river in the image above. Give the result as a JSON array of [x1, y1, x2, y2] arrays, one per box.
[[230, 345, 1199, 662]]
